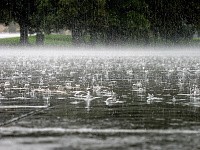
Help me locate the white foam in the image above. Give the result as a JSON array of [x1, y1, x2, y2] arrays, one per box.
[[1, 127, 200, 134], [0, 105, 48, 109]]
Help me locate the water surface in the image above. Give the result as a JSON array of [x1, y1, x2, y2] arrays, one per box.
[[1, 48, 200, 149]]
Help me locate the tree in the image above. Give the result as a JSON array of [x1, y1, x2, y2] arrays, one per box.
[[0, 0, 37, 45], [58, 0, 107, 46], [105, 0, 150, 46], [30, 0, 60, 45], [58, 0, 86, 46], [145, 0, 200, 44], [86, 0, 107, 46], [0, 1, 11, 25]]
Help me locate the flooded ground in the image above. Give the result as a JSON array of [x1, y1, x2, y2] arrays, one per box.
[[1, 48, 200, 149]]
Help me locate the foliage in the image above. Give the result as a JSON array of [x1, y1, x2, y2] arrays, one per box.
[[30, 0, 60, 34], [0, 0, 200, 46], [58, 0, 107, 46], [145, 0, 200, 44], [105, 0, 150, 45], [0, 0, 38, 44]]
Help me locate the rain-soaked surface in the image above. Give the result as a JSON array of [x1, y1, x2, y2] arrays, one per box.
[[1, 48, 200, 150]]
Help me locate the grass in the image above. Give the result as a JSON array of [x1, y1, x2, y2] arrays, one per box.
[[0, 37, 21, 45], [0, 34, 73, 46], [191, 38, 200, 46], [44, 34, 72, 46], [45, 34, 72, 40], [0, 34, 199, 47]]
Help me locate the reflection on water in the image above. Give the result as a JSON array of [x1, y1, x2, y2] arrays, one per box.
[[1, 52, 200, 149], [1, 132, 200, 150]]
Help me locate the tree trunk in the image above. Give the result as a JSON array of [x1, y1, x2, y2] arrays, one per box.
[[105, 28, 114, 46], [72, 27, 82, 46], [36, 32, 44, 45], [89, 29, 97, 46], [19, 22, 29, 45], [72, 28, 79, 46], [105, 27, 119, 46]]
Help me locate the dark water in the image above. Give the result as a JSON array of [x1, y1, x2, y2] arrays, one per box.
[[8, 95, 200, 130], [1, 51, 200, 149]]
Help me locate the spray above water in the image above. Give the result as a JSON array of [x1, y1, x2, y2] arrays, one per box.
[[0, 46, 200, 57]]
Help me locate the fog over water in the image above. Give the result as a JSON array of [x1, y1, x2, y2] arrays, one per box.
[[1, 46, 200, 57]]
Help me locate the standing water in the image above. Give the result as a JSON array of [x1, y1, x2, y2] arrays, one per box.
[[1, 47, 200, 150]]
